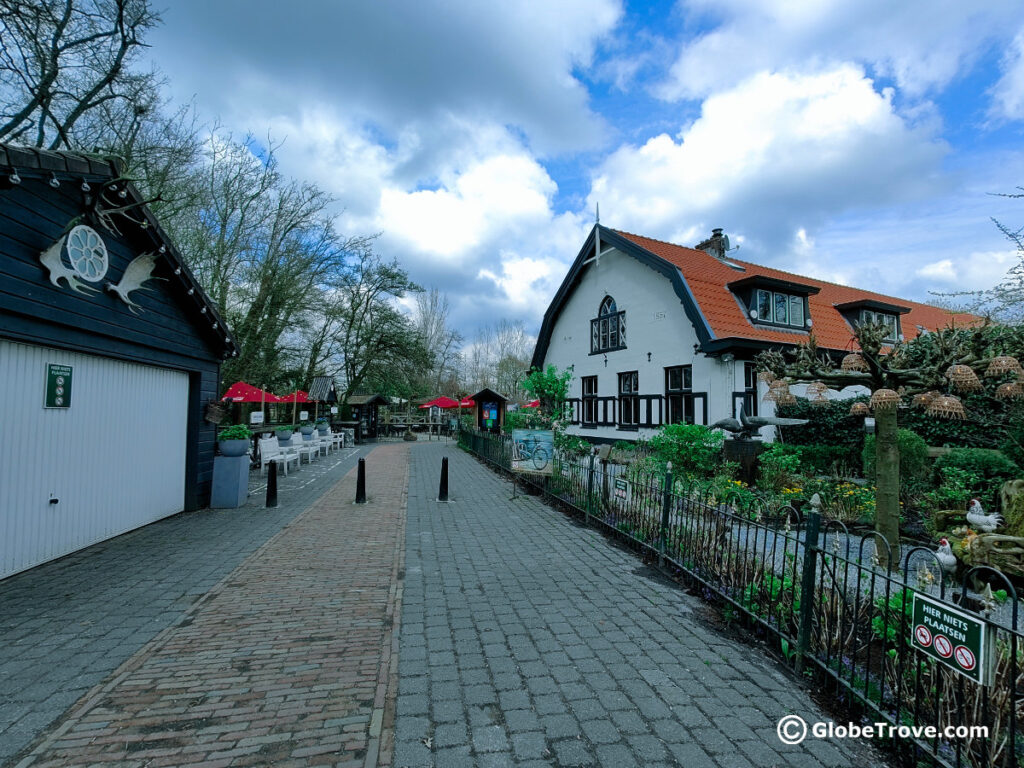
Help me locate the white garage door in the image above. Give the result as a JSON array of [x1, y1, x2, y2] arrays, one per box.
[[0, 340, 188, 579]]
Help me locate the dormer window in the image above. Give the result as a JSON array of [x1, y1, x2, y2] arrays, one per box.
[[728, 275, 819, 331], [835, 300, 909, 343], [755, 289, 806, 328], [591, 295, 626, 354], [859, 309, 898, 342]]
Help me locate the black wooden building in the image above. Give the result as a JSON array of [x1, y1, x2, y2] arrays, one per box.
[[0, 144, 237, 579]]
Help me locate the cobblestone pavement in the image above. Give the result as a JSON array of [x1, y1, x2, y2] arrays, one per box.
[[0, 443, 368, 767], [394, 442, 880, 768]]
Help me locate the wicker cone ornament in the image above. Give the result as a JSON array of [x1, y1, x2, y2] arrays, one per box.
[[995, 382, 1024, 400], [849, 402, 870, 416], [841, 353, 869, 372], [945, 364, 982, 392], [869, 388, 900, 410], [810, 394, 830, 407], [774, 390, 797, 406], [911, 391, 935, 409], [926, 394, 966, 420], [985, 355, 1023, 377], [806, 381, 829, 397], [757, 370, 775, 384]]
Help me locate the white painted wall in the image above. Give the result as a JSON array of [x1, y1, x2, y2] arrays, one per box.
[[0, 340, 188, 579]]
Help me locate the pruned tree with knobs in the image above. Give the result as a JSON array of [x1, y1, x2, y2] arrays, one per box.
[[756, 321, 1024, 566]]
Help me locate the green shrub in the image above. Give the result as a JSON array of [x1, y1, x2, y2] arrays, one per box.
[[776, 396, 868, 448], [648, 423, 724, 478], [757, 446, 802, 494], [932, 448, 1021, 508], [761, 442, 859, 476], [923, 467, 981, 514], [219, 424, 253, 440], [862, 429, 929, 482]]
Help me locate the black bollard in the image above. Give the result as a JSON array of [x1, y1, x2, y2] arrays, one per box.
[[355, 457, 367, 503], [439, 457, 449, 502], [266, 460, 279, 508]]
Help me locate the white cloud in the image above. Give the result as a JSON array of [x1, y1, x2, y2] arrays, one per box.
[[916, 250, 1018, 288], [991, 29, 1024, 120], [659, 0, 1023, 101], [589, 66, 946, 249]]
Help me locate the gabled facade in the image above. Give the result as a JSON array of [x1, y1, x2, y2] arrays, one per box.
[[532, 225, 971, 443]]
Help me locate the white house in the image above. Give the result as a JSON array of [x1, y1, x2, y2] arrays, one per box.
[[531, 225, 966, 444]]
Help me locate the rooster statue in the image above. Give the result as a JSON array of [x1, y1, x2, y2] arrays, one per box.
[[966, 498, 1003, 533], [935, 538, 957, 576]]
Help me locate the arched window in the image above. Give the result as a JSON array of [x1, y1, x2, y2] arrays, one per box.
[[591, 295, 625, 353]]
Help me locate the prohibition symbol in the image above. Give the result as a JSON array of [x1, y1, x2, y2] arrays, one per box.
[[954, 645, 976, 671], [914, 625, 932, 647], [933, 635, 953, 658]]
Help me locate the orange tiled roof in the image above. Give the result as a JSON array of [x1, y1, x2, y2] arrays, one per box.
[[613, 230, 978, 351]]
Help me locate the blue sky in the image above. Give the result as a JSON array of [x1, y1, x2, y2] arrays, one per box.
[[148, 1, 1024, 335]]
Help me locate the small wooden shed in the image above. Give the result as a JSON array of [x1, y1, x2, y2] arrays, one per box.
[[347, 393, 388, 440], [471, 388, 508, 434]]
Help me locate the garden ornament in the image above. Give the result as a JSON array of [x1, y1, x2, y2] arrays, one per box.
[[935, 538, 957, 575], [966, 498, 1004, 533], [105, 252, 164, 313], [709, 405, 808, 441]]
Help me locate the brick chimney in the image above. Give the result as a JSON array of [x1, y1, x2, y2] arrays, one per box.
[[695, 228, 729, 260]]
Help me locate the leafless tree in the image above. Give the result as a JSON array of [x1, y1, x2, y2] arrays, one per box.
[[412, 288, 463, 393], [0, 0, 160, 149]]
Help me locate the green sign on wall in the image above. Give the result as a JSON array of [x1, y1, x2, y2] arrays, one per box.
[[44, 363, 73, 409], [911, 592, 994, 685]]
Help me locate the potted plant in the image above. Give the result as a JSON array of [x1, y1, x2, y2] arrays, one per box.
[[316, 417, 330, 435], [276, 424, 295, 445], [218, 424, 253, 457], [299, 420, 316, 439]]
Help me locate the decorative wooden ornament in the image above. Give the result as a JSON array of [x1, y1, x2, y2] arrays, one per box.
[[926, 394, 966, 420], [870, 388, 900, 410], [945, 364, 982, 392], [841, 352, 869, 372], [849, 402, 870, 416], [985, 355, 1022, 377], [757, 370, 775, 384]]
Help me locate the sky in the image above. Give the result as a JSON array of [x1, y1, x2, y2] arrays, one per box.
[[148, 0, 1024, 337]]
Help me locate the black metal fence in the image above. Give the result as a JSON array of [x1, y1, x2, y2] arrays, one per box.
[[459, 427, 1023, 768]]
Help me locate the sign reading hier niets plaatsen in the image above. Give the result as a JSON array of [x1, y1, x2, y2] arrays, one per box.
[[911, 592, 994, 685], [44, 363, 72, 409]]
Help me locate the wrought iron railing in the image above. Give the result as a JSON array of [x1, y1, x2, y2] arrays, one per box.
[[459, 427, 1023, 768]]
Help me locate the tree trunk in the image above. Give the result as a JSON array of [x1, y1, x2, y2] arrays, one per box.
[[874, 406, 901, 567]]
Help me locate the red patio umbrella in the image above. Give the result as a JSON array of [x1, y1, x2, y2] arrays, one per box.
[[276, 390, 311, 403], [524, 399, 540, 408], [459, 397, 475, 408], [419, 395, 461, 409], [221, 381, 280, 402]]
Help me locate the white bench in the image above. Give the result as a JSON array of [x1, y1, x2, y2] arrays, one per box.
[[258, 437, 299, 476]]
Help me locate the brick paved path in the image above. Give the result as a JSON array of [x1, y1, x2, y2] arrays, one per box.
[[13, 443, 408, 768], [394, 443, 879, 768], [0, 444, 366, 766]]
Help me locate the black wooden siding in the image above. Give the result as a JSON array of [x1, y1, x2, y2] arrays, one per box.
[[0, 177, 223, 510]]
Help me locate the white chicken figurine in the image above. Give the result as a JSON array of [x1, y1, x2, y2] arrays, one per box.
[[965, 498, 1003, 533], [935, 538, 957, 576]]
